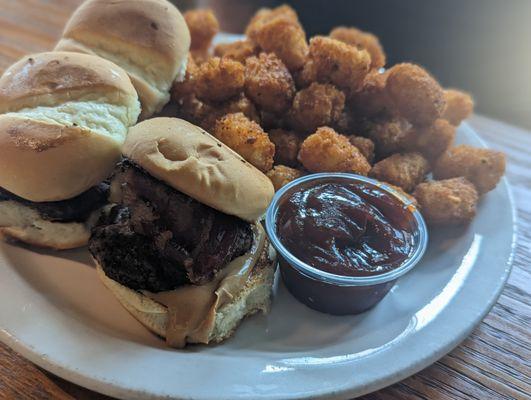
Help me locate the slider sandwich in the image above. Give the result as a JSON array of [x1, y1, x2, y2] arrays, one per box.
[[56, 0, 190, 119], [0, 52, 140, 249], [89, 118, 276, 347]]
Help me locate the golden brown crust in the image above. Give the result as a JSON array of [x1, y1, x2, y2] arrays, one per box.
[[184, 8, 219, 52], [369, 152, 430, 193], [330, 26, 386, 70], [413, 177, 478, 226], [194, 58, 245, 103], [123, 117, 274, 222], [442, 89, 474, 126], [0, 52, 137, 112], [266, 165, 304, 191], [269, 129, 301, 167]]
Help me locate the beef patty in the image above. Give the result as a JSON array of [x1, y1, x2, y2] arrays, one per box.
[[88, 160, 253, 292], [0, 183, 109, 223]]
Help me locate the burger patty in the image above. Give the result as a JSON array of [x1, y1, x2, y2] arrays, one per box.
[[0, 183, 109, 223], [88, 160, 253, 292]]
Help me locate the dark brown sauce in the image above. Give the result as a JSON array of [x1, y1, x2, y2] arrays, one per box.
[[276, 182, 414, 277]]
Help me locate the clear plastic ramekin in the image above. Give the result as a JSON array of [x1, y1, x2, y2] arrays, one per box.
[[265, 173, 428, 315]]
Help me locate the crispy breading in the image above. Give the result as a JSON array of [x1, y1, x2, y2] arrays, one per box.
[[433, 145, 506, 194], [365, 117, 416, 157], [251, 16, 309, 71], [330, 26, 386, 69], [184, 9, 219, 52], [348, 135, 375, 163], [269, 128, 301, 167], [298, 127, 370, 174], [266, 165, 304, 191], [301, 36, 371, 94], [245, 5, 299, 39], [194, 57, 245, 103], [171, 54, 198, 103], [442, 89, 474, 126], [214, 40, 259, 63], [213, 112, 275, 172], [386, 63, 446, 127], [288, 82, 345, 133], [244, 53, 295, 114], [369, 152, 429, 192], [415, 119, 456, 161], [349, 70, 394, 118], [413, 177, 478, 225]]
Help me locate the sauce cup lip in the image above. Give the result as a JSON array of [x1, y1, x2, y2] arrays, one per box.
[[265, 173, 428, 287]]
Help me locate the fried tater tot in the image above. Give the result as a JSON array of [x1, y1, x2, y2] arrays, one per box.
[[298, 127, 371, 175], [244, 53, 295, 114], [348, 135, 375, 163], [266, 165, 304, 191], [365, 117, 416, 157], [245, 5, 299, 41], [194, 57, 245, 103], [301, 36, 371, 94], [349, 70, 394, 118], [269, 128, 301, 167], [415, 119, 456, 161], [442, 89, 474, 126], [252, 16, 309, 71], [330, 26, 386, 69], [288, 82, 345, 133], [433, 145, 506, 194], [386, 63, 446, 127], [413, 177, 478, 226], [369, 152, 429, 192], [198, 94, 260, 133], [213, 112, 275, 172], [214, 40, 259, 63], [184, 9, 219, 52]]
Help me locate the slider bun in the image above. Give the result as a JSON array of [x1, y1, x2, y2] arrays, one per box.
[[55, 0, 190, 118], [0, 52, 140, 202], [124, 118, 275, 222], [95, 242, 276, 345], [0, 201, 92, 249]]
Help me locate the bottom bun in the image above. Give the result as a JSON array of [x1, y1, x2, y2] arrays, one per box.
[[96, 242, 277, 346], [0, 200, 96, 250]]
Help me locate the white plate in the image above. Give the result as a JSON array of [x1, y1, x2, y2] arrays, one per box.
[[0, 123, 515, 400]]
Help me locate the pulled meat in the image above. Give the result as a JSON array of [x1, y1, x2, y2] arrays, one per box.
[[89, 160, 253, 292], [0, 183, 109, 222]]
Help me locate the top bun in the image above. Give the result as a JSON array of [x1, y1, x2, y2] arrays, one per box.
[[55, 0, 190, 119], [124, 118, 274, 222], [0, 51, 140, 202]]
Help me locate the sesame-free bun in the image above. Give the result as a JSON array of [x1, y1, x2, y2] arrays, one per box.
[[55, 0, 190, 118], [123, 118, 275, 222], [0, 52, 140, 202]]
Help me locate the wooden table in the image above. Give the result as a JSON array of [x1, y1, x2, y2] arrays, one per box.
[[0, 1, 529, 399]]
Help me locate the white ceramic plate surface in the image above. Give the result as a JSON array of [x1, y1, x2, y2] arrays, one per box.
[[0, 122, 516, 400]]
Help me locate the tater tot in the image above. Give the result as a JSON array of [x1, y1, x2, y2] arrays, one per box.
[[214, 40, 259, 63], [197, 94, 260, 133], [442, 89, 474, 126], [298, 127, 371, 175], [245, 5, 299, 38], [386, 63, 446, 127], [413, 178, 478, 226], [252, 17, 309, 71], [349, 70, 394, 118], [433, 145, 506, 194], [301, 36, 371, 94], [369, 152, 429, 192], [288, 82, 345, 133], [213, 112, 275, 172], [348, 135, 375, 163], [269, 128, 301, 167], [365, 117, 416, 157], [244, 53, 295, 114], [415, 119, 456, 161], [330, 26, 386, 69], [194, 57, 245, 103], [266, 165, 304, 191], [184, 9, 219, 52]]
